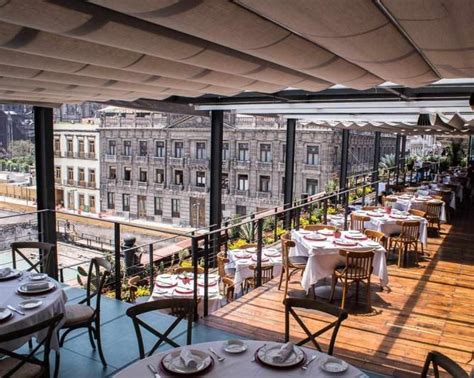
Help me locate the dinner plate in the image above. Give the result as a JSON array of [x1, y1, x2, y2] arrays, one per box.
[[345, 234, 368, 240], [251, 255, 269, 262], [367, 211, 384, 217], [161, 349, 213, 375], [234, 251, 252, 259], [174, 287, 194, 295], [319, 229, 335, 236], [263, 249, 280, 257], [390, 215, 408, 220], [320, 356, 349, 373], [0, 307, 12, 321], [19, 299, 42, 310], [17, 281, 56, 295], [256, 343, 305, 368], [246, 247, 257, 253], [224, 339, 248, 354], [333, 240, 357, 247], [29, 273, 48, 281], [0, 269, 22, 281], [304, 234, 327, 241], [366, 241, 381, 247]]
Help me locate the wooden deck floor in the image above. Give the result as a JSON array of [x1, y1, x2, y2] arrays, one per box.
[[204, 204, 474, 377]]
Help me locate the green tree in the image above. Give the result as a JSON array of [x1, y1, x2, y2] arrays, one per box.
[[9, 140, 35, 158]]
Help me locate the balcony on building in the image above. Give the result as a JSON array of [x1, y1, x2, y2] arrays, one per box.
[[255, 161, 273, 171], [105, 154, 117, 162], [169, 157, 185, 167], [232, 159, 251, 170]]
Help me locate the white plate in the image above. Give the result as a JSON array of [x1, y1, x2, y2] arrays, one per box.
[[162, 349, 212, 375], [0, 269, 22, 281], [320, 356, 349, 373], [0, 307, 12, 321], [224, 339, 248, 354], [19, 299, 42, 310], [366, 241, 381, 247], [347, 230, 361, 235], [18, 281, 56, 294], [246, 247, 257, 253], [158, 274, 172, 280], [319, 229, 335, 236], [257, 343, 305, 368], [263, 249, 280, 257], [29, 273, 48, 281]]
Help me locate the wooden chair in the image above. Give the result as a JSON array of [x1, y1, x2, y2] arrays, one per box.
[[240, 243, 258, 250], [126, 298, 194, 359], [329, 249, 375, 309], [303, 224, 336, 231], [221, 276, 235, 303], [11, 241, 55, 276], [364, 229, 385, 245], [404, 187, 418, 193], [361, 205, 380, 211], [421, 351, 468, 378], [284, 297, 348, 355], [382, 196, 397, 207], [0, 313, 63, 377], [216, 251, 233, 279], [58, 257, 111, 367], [243, 264, 274, 293], [408, 209, 426, 218], [128, 275, 141, 303], [278, 233, 308, 297], [390, 221, 421, 267], [425, 201, 443, 235], [173, 266, 204, 274], [350, 213, 370, 232]]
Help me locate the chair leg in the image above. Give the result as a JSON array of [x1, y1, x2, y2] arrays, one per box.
[[366, 278, 372, 310], [329, 275, 337, 303], [54, 351, 60, 378], [355, 280, 360, 304], [278, 266, 284, 290], [397, 244, 403, 268], [283, 266, 290, 299], [340, 281, 347, 309], [88, 325, 96, 349], [93, 321, 107, 367]]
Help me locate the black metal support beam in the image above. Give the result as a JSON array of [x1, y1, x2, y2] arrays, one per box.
[[400, 135, 407, 170], [34, 106, 58, 279], [469, 135, 473, 162], [209, 110, 223, 255], [283, 118, 296, 229], [340, 129, 350, 191], [394, 134, 401, 184], [372, 131, 381, 201]]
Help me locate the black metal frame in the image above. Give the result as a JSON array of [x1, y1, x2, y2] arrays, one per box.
[[283, 118, 296, 229]]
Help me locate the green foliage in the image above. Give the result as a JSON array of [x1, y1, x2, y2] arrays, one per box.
[[262, 217, 275, 232], [228, 239, 248, 250], [239, 222, 255, 242], [135, 286, 150, 297], [379, 153, 396, 172], [9, 140, 34, 158], [324, 179, 338, 194]]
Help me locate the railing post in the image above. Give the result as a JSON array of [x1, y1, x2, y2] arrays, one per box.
[[191, 236, 199, 321], [114, 222, 121, 301], [256, 218, 263, 288], [361, 176, 366, 207], [323, 198, 328, 224], [203, 235, 209, 317], [343, 192, 349, 230], [273, 207, 278, 242], [148, 244, 154, 294], [250, 213, 256, 242], [223, 220, 229, 257]]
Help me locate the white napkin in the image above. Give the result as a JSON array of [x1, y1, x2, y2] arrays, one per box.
[[273, 342, 294, 363], [179, 348, 198, 368], [25, 281, 49, 291], [0, 267, 12, 278]]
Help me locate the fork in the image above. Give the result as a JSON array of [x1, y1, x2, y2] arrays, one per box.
[[302, 354, 318, 370], [251, 343, 266, 362], [209, 347, 225, 362]]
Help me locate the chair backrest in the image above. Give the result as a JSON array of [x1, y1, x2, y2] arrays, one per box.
[[404, 187, 418, 193], [249, 264, 274, 284], [425, 201, 443, 218], [383, 196, 397, 207], [361, 206, 380, 211], [284, 297, 348, 355], [396, 220, 420, 242], [173, 266, 204, 274], [421, 351, 468, 378], [338, 249, 375, 280], [281, 238, 296, 270], [128, 275, 141, 303], [364, 230, 385, 244], [126, 298, 194, 359], [408, 209, 427, 218], [350, 214, 370, 232], [303, 224, 336, 231], [0, 313, 63, 378], [82, 257, 112, 316], [216, 252, 228, 278], [240, 243, 258, 250], [11, 242, 55, 275], [221, 276, 235, 303]]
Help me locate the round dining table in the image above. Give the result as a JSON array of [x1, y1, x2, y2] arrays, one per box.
[[0, 271, 67, 351], [114, 340, 367, 377]]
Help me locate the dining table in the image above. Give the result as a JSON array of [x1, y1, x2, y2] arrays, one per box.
[[291, 230, 388, 293], [149, 273, 222, 316], [0, 269, 67, 351], [114, 340, 368, 377], [226, 247, 282, 295], [388, 193, 447, 222]]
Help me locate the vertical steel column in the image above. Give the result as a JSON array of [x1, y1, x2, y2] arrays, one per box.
[[209, 110, 223, 256], [34, 107, 58, 279], [394, 134, 401, 184], [401, 135, 407, 184], [114, 223, 121, 300], [469, 135, 473, 162], [283, 119, 296, 229], [339, 129, 350, 191], [372, 132, 381, 201]]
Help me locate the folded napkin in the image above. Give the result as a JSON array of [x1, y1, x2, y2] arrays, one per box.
[[179, 348, 198, 368], [25, 281, 49, 291], [417, 190, 429, 196], [273, 342, 294, 363], [0, 267, 12, 278]]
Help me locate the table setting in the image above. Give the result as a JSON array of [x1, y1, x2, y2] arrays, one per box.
[[226, 247, 282, 295], [149, 272, 222, 316], [114, 339, 368, 377], [291, 230, 388, 293], [0, 267, 67, 351], [386, 193, 447, 223]]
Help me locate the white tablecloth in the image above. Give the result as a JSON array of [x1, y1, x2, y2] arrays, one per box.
[[226, 248, 282, 295], [393, 197, 447, 222], [0, 272, 67, 351], [114, 340, 367, 378], [149, 273, 222, 316], [291, 230, 388, 292]]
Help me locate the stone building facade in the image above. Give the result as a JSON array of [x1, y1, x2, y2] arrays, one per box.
[[99, 108, 396, 227]]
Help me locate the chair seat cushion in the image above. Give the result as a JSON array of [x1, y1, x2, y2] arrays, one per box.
[[288, 256, 308, 266], [0, 357, 42, 377], [64, 303, 94, 327]]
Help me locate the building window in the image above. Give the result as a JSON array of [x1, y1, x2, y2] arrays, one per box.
[[174, 141, 183, 158], [78, 139, 85, 155], [259, 144, 272, 162], [222, 173, 229, 190], [67, 167, 74, 182], [306, 179, 319, 195], [155, 169, 164, 184], [88, 169, 95, 184], [122, 194, 130, 212], [237, 174, 249, 191], [174, 170, 183, 185], [54, 137, 60, 152], [108, 166, 116, 179], [108, 140, 116, 155], [282, 144, 286, 162], [78, 168, 85, 184], [139, 141, 148, 156], [306, 146, 319, 165], [123, 140, 132, 156], [259, 175, 270, 192], [89, 195, 95, 211], [155, 141, 165, 157], [154, 197, 162, 215], [79, 194, 85, 209], [88, 139, 95, 155], [236, 205, 246, 217], [171, 199, 180, 218], [196, 171, 206, 187], [54, 166, 61, 180], [139, 169, 147, 182], [222, 143, 229, 161], [238, 143, 249, 161], [196, 142, 206, 159], [123, 167, 132, 181], [67, 138, 73, 153], [107, 192, 115, 209]]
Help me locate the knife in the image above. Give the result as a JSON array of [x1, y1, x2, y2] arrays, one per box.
[[147, 364, 161, 378], [8, 305, 25, 315]]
